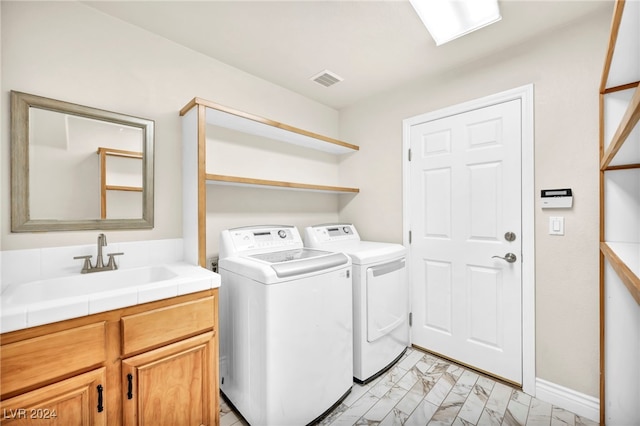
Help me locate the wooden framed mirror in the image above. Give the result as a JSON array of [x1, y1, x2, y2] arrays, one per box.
[[11, 91, 154, 232]]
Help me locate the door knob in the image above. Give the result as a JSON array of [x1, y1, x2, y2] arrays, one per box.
[[492, 253, 517, 263]]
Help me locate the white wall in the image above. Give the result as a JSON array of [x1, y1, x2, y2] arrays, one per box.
[[0, 0, 613, 405], [1, 1, 341, 252], [337, 9, 611, 399]]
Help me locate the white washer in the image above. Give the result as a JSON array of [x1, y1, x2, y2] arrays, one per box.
[[305, 223, 409, 383], [219, 225, 353, 426]]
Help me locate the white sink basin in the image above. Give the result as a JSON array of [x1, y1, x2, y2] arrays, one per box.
[[2, 265, 178, 305], [1, 262, 221, 333]]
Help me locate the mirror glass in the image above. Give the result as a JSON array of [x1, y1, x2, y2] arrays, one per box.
[[11, 91, 154, 232]]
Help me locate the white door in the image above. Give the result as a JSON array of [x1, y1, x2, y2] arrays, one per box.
[[409, 99, 523, 384]]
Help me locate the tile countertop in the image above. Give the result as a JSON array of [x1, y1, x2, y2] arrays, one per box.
[[0, 262, 221, 334]]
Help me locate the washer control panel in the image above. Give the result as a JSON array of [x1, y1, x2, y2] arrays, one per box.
[[224, 226, 301, 256]]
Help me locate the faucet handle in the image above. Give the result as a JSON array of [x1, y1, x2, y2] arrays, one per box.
[[106, 252, 124, 270], [73, 255, 93, 274]]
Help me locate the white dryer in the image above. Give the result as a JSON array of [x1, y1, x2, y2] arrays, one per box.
[[305, 223, 409, 383], [219, 225, 353, 426]]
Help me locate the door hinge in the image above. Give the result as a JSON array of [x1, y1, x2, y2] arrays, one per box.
[[408, 149, 412, 161], [409, 312, 413, 327]]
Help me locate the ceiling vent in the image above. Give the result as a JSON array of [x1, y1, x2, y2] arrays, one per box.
[[310, 70, 343, 87]]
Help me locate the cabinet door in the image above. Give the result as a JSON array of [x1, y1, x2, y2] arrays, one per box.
[[0, 368, 107, 426], [122, 332, 215, 426]]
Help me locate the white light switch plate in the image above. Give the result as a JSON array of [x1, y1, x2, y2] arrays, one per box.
[[549, 216, 564, 235]]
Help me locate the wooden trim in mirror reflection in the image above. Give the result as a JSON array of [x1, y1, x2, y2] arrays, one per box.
[[97, 148, 144, 219], [97, 147, 143, 159]]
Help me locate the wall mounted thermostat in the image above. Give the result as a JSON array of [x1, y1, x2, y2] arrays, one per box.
[[541, 188, 573, 208]]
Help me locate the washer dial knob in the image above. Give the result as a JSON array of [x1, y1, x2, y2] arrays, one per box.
[[278, 230, 287, 239]]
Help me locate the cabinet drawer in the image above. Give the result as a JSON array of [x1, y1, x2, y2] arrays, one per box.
[[121, 296, 215, 356], [1, 322, 106, 397]]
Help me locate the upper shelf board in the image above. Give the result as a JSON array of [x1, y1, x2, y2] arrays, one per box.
[[601, 0, 640, 91], [180, 97, 359, 155]]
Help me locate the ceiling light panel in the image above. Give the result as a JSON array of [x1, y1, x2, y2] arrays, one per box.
[[409, 0, 501, 46]]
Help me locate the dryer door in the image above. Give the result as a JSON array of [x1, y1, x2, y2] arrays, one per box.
[[366, 258, 408, 342]]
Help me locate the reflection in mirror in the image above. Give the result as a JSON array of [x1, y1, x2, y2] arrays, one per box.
[[29, 110, 144, 220], [11, 91, 154, 232]]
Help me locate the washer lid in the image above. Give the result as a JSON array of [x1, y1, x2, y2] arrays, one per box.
[[267, 251, 348, 278], [220, 249, 350, 283], [309, 240, 406, 265], [250, 248, 330, 264]]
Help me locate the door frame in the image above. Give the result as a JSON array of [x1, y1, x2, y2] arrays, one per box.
[[402, 84, 535, 395]]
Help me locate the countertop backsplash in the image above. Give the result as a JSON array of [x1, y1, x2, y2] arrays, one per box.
[[1, 238, 185, 294]]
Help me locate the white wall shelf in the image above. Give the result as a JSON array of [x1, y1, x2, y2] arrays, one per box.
[[599, 1, 640, 424], [180, 97, 359, 267], [180, 97, 359, 155], [601, 84, 640, 169], [601, 0, 640, 89]]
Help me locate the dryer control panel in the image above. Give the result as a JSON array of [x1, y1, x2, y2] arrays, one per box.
[[306, 224, 361, 244]]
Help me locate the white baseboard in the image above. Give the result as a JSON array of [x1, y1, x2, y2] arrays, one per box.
[[535, 378, 600, 422]]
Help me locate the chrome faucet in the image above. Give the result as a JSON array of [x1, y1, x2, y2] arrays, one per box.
[[74, 233, 124, 274], [96, 233, 107, 268]]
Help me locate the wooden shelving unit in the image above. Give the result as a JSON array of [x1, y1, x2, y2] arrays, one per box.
[[180, 97, 360, 266], [97, 147, 143, 219], [600, 80, 640, 302], [180, 97, 359, 155], [599, 0, 640, 424]]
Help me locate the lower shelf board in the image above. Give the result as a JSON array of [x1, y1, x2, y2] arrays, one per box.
[[205, 174, 359, 194], [601, 241, 640, 304]]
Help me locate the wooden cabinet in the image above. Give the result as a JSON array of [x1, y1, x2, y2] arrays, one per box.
[[122, 333, 215, 426], [120, 297, 217, 426], [599, 0, 640, 424], [1, 368, 107, 426], [0, 290, 219, 426], [0, 322, 108, 425], [179, 97, 360, 266]]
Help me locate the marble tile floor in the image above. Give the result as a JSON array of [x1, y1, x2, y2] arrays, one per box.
[[220, 347, 599, 426]]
